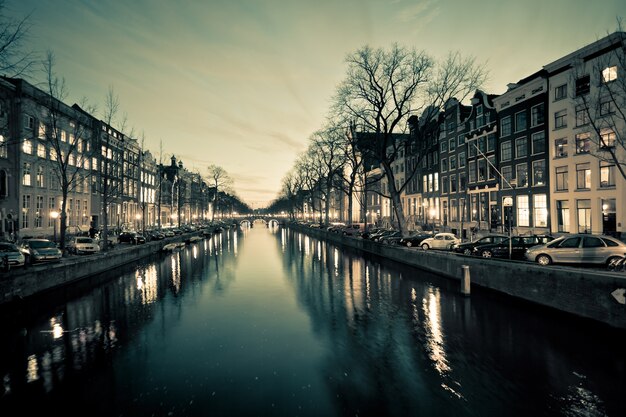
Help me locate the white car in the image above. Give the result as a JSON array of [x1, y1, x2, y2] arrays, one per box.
[[68, 237, 101, 255], [420, 233, 460, 250]]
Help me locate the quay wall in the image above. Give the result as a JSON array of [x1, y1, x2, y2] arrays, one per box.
[[295, 225, 626, 330], [0, 239, 179, 306]]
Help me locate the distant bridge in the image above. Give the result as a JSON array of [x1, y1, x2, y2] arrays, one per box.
[[237, 215, 284, 227]]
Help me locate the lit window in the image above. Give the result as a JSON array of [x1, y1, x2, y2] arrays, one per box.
[[600, 129, 616, 148], [602, 66, 617, 83], [23, 139, 32, 154], [22, 162, 32, 186], [532, 160, 546, 186], [0, 135, 6, 158], [37, 143, 46, 158], [576, 163, 591, 189], [533, 194, 547, 228], [555, 166, 568, 191], [600, 161, 615, 188], [575, 133, 591, 154], [555, 138, 568, 158], [517, 195, 529, 227]]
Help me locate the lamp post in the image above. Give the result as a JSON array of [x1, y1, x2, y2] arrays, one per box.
[[50, 210, 59, 243], [135, 213, 141, 233], [429, 208, 436, 232]]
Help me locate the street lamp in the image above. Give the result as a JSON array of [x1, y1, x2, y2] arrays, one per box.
[[50, 210, 59, 243], [135, 213, 141, 232]]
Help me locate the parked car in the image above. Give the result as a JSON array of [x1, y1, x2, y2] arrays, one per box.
[[360, 227, 385, 240], [380, 231, 403, 244], [420, 233, 460, 250], [0, 242, 26, 268], [341, 224, 362, 237], [525, 234, 626, 266], [452, 234, 508, 255], [67, 237, 101, 255], [399, 232, 433, 247], [18, 239, 62, 264], [118, 231, 147, 245], [146, 230, 165, 241], [372, 230, 398, 242], [473, 234, 554, 259]]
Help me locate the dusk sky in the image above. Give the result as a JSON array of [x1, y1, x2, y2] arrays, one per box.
[[8, 0, 624, 207]]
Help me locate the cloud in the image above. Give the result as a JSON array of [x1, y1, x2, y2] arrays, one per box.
[[396, 0, 440, 24]]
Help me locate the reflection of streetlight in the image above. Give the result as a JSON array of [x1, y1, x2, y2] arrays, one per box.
[[50, 210, 59, 243]]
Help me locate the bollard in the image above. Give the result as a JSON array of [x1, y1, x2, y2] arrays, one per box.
[[461, 265, 470, 296]]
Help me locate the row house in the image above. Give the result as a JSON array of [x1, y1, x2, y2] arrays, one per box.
[[0, 76, 212, 241], [493, 72, 550, 236], [544, 32, 625, 237], [1, 78, 94, 239]]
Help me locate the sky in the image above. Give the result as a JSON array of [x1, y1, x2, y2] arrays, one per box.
[[7, 0, 624, 208]]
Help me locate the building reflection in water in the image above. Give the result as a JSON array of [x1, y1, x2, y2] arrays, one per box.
[[0, 232, 238, 402]]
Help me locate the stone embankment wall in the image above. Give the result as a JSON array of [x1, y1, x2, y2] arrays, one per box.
[[0, 239, 180, 306], [295, 225, 626, 330]]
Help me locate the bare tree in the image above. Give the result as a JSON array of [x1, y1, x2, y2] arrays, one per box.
[[572, 29, 626, 181], [41, 51, 95, 248], [206, 164, 232, 221], [333, 44, 486, 235], [0, 1, 36, 77]]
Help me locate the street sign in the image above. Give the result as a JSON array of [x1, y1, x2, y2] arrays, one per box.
[[503, 197, 513, 207], [611, 288, 626, 305]]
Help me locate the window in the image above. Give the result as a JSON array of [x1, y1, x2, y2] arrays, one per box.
[[531, 103, 544, 127], [450, 155, 457, 170], [599, 98, 616, 116], [450, 175, 457, 192], [458, 134, 465, 146], [532, 160, 546, 186], [531, 132, 545, 154], [517, 195, 529, 227], [501, 116, 512, 137], [501, 166, 513, 189], [600, 129, 616, 148], [487, 133, 496, 152], [575, 105, 590, 127], [555, 166, 568, 191], [38, 124, 46, 139], [600, 161, 615, 188], [602, 65, 617, 83], [576, 163, 591, 189], [516, 163, 528, 187], [468, 140, 476, 157], [556, 200, 570, 232], [0, 169, 7, 197], [24, 115, 35, 130], [37, 143, 46, 159], [22, 162, 31, 186], [554, 84, 567, 101], [478, 136, 486, 153], [459, 172, 467, 191], [555, 137, 568, 158], [554, 110, 567, 129], [35, 196, 43, 228], [449, 138, 456, 151], [575, 133, 591, 154], [434, 173, 439, 192], [469, 160, 476, 183], [23, 139, 32, 154], [501, 141, 512, 161], [22, 195, 30, 229], [478, 158, 487, 181], [36, 166, 44, 188], [488, 155, 496, 180], [533, 194, 547, 228], [441, 140, 448, 153], [442, 176, 448, 193], [515, 137, 527, 158], [441, 158, 448, 172], [458, 152, 466, 168], [577, 199, 591, 233], [515, 111, 527, 132], [0, 135, 6, 158], [575, 75, 590, 96]]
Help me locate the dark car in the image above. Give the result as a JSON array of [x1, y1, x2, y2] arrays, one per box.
[[399, 232, 433, 247], [452, 234, 508, 255], [473, 235, 555, 260], [118, 231, 146, 245], [19, 239, 63, 264], [0, 242, 26, 267]]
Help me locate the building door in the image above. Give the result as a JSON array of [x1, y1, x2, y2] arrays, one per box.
[[602, 198, 616, 236]]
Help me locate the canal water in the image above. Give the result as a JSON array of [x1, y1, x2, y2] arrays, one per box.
[[0, 225, 625, 417]]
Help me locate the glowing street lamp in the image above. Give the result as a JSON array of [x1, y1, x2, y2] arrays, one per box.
[[50, 210, 59, 243]]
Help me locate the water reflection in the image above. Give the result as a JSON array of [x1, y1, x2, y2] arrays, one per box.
[[0, 227, 625, 417]]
